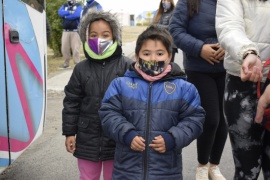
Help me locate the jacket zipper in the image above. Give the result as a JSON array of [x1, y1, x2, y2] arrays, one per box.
[[99, 61, 106, 160], [143, 82, 153, 180]]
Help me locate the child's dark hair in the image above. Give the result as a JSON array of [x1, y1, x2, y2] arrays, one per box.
[[135, 24, 173, 55]]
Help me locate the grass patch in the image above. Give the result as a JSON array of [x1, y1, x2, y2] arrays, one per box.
[[121, 26, 147, 43], [47, 26, 147, 78]]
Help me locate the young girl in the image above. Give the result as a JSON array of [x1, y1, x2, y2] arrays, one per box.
[[153, 0, 177, 62], [99, 25, 205, 180], [62, 10, 132, 180]]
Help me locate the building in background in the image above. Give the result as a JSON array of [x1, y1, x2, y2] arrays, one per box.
[[136, 10, 156, 26], [114, 10, 157, 26], [115, 10, 133, 26]]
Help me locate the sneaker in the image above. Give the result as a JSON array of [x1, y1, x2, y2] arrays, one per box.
[[58, 64, 71, 69], [196, 166, 209, 180], [208, 166, 226, 180]]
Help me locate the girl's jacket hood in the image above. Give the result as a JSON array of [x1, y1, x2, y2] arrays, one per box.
[[79, 10, 121, 45]]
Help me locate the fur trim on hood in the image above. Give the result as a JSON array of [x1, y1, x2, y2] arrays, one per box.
[[79, 10, 121, 45]]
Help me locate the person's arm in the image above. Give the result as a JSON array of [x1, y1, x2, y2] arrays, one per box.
[[62, 65, 84, 137], [58, 4, 69, 17], [169, 0, 204, 57], [216, 0, 259, 63], [255, 84, 270, 123], [167, 82, 205, 150], [65, 4, 82, 20]]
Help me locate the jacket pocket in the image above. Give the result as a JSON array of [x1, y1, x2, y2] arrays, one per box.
[[114, 144, 142, 172], [77, 117, 90, 129]]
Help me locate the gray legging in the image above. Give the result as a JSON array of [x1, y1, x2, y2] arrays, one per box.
[[224, 73, 270, 180], [185, 70, 228, 165]]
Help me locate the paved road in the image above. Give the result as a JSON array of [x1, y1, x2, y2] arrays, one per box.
[[0, 43, 264, 180]]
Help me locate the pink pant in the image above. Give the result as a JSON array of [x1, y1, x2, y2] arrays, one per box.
[[78, 159, 114, 180]]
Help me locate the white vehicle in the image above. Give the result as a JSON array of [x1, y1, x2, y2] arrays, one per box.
[[0, 0, 47, 173]]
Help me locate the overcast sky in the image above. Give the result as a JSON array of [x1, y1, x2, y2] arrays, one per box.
[[96, 0, 179, 16]]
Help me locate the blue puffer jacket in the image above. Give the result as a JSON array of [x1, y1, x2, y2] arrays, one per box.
[[169, 0, 225, 73], [82, 0, 102, 16], [99, 63, 205, 180]]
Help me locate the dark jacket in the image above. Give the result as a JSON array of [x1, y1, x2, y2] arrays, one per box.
[[58, 2, 82, 30], [169, 0, 225, 73], [62, 46, 133, 161], [154, 9, 177, 50], [158, 9, 173, 28], [99, 63, 205, 179]]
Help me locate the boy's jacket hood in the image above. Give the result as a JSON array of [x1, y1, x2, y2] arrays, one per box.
[[79, 10, 121, 45]]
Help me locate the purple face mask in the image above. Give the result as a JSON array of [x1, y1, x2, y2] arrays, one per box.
[[88, 38, 113, 55]]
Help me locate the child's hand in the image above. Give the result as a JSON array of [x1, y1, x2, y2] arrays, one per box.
[[131, 136, 145, 152], [65, 136, 76, 154], [149, 135, 166, 153]]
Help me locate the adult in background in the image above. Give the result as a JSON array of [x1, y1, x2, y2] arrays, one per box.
[[169, 0, 227, 179], [153, 0, 177, 62], [81, 0, 102, 17], [58, 0, 82, 69], [216, 0, 270, 179]]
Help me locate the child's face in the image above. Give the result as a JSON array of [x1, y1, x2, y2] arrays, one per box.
[[88, 20, 113, 40], [136, 39, 171, 63]]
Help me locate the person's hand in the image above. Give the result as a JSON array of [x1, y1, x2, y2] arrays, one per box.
[[214, 44, 225, 61], [65, 136, 76, 154], [255, 84, 270, 123], [200, 43, 220, 65], [130, 136, 145, 151], [149, 135, 166, 153], [241, 54, 262, 82]]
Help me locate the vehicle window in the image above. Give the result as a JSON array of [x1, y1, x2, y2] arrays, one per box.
[[21, 0, 45, 13]]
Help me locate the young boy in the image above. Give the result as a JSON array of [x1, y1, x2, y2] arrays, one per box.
[[99, 25, 205, 180]]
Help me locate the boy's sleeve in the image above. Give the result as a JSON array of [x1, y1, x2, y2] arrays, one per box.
[[99, 78, 137, 144], [168, 82, 205, 150]]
